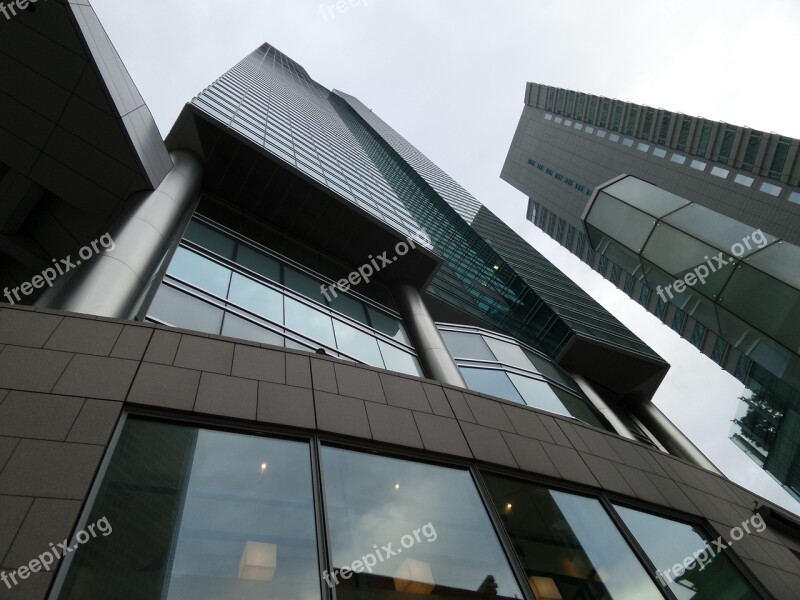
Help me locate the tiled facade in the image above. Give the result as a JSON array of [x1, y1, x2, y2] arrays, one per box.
[[1, 304, 799, 598]]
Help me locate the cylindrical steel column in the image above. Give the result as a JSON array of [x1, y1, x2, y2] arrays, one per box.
[[569, 372, 638, 441], [630, 400, 723, 474], [392, 281, 467, 387], [36, 150, 203, 319]]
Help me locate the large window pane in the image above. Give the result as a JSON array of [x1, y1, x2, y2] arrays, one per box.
[[379, 341, 424, 377], [614, 505, 761, 600], [441, 330, 495, 361], [367, 307, 410, 345], [284, 267, 324, 302], [332, 319, 385, 367], [507, 373, 571, 416], [321, 446, 523, 599], [228, 273, 284, 324], [222, 313, 284, 346], [148, 285, 223, 334], [236, 245, 281, 283], [461, 367, 525, 404], [168, 247, 232, 298], [330, 293, 369, 325], [184, 220, 236, 259], [285, 297, 335, 348], [58, 420, 321, 600], [483, 336, 532, 370], [482, 474, 663, 600]]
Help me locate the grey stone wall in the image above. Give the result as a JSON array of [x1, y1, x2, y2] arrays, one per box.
[[0, 304, 798, 598]]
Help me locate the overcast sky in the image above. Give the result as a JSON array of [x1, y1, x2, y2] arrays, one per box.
[[89, 0, 800, 513]]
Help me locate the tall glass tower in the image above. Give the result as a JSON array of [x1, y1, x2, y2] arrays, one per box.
[[502, 82, 800, 499]]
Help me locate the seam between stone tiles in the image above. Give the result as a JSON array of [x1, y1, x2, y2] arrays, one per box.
[[37, 313, 65, 350], [0, 437, 21, 480], [60, 397, 88, 443], [45, 349, 76, 394], [0, 494, 34, 568]]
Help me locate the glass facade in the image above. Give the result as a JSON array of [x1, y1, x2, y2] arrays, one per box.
[[56, 418, 764, 599], [439, 325, 609, 428], [148, 218, 422, 377]]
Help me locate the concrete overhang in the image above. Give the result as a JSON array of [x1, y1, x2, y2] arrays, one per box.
[[0, 0, 171, 290], [166, 104, 442, 291], [556, 334, 670, 403]]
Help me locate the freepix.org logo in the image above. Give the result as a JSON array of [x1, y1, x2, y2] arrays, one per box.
[[0, 0, 41, 22]]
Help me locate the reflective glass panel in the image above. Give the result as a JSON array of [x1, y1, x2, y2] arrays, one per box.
[[321, 446, 524, 599], [57, 420, 321, 600], [507, 373, 571, 417], [329, 293, 369, 325], [482, 474, 663, 600], [378, 341, 424, 377], [222, 313, 284, 346], [168, 247, 232, 298], [604, 176, 689, 218], [184, 220, 236, 259], [285, 267, 324, 302], [285, 297, 335, 348], [367, 307, 411, 345], [333, 319, 384, 367], [586, 192, 655, 253], [441, 331, 496, 361], [614, 505, 761, 600], [236, 245, 281, 282], [461, 368, 525, 404], [148, 285, 223, 334], [484, 336, 534, 370], [228, 273, 284, 324]]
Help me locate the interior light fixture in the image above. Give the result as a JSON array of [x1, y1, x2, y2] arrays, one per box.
[[239, 541, 277, 581], [394, 558, 434, 594], [529, 575, 562, 600]]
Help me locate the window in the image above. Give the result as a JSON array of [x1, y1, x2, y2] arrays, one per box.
[[585, 126, 594, 134], [441, 330, 495, 360], [322, 447, 524, 599], [624, 273, 635, 294], [690, 322, 706, 348], [168, 247, 232, 298], [658, 112, 671, 144], [769, 137, 791, 178], [760, 181, 782, 196], [609, 134, 620, 142], [690, 159, 707, 171], [711, 338, 727, 364], [461, 367, 525, 404], [555, 173, 564, 181], [333, 319, 384, 366], [677, 119, 691, 151], [596, 129, 607, 138], [483, 475, 663, 600], [610, 263, 622, 284], [734, 173, 754, 187], [671, 154, 687, 165], [544, 113, 553, 120], [228, 273, 284, 323], [671, 309, 686, 333], [284, 297, 336, 347], [564, 119, 573, 127], [718, 126, 737, 164], [742, 132, 762, 171], [574, 122, 583, 130], [58, 420, 322, 600], [711, 166, 729, 179], [789, 191, 800, 205], [614, 505, 761, 599], [554, 116, 563, 124], [655, 297, 666, 319], [623, 138, 634, 147], [149, 285, 224, 334], [696, 122, 712, 157], [639, 285, 650, 306], [637, 142, 649, 152], [653, 148, 667, 158]]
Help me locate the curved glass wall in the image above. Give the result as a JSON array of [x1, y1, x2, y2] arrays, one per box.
[[57, 418, 764, 600], [147, 218, 422, 377], [438, 325, 608, 429]]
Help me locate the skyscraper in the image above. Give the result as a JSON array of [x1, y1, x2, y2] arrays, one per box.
[[502, 82, 800, 499], [0, 4, 798, 599]]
